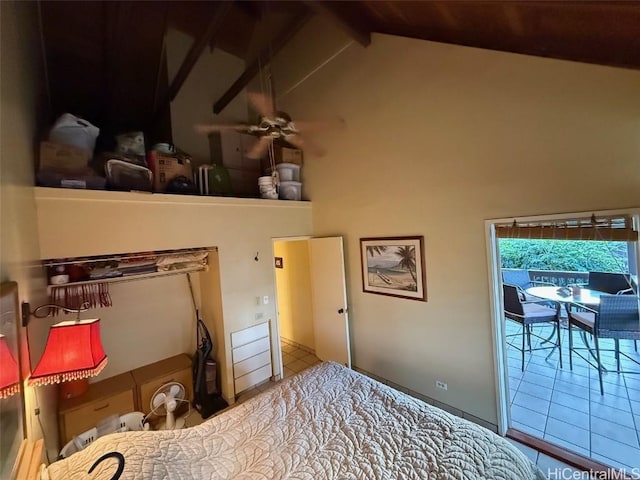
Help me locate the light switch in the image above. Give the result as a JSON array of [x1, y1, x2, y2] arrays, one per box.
[[263, 295, 269, 305]]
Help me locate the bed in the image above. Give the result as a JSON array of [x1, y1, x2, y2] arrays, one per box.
[[44, 362, 544, 480]]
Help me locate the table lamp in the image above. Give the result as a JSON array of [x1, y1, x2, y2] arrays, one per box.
[[0, 334, 20, 399], [28, 318, 108, 399]]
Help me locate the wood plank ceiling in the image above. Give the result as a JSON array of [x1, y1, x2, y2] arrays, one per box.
[[39, 1, 640, 146]]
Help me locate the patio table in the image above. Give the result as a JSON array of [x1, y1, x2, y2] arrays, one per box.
[[526, 286, 605, 367], [525, 286, 603, 307]]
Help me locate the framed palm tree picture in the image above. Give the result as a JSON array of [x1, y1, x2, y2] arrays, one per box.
[[359, 236, 426, 301]]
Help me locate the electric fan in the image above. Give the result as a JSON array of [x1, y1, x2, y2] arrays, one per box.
[[150, 381, 187, 430]]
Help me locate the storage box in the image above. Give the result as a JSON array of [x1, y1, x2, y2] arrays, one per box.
[[279, 181, 302, 201], [275, 163, 300, 182], [148, 150, 193, 192], [36, 169, 107, 190], [276, 146, 303, 165], [260, 145, 303, 173], [39, 141, 90, 172]]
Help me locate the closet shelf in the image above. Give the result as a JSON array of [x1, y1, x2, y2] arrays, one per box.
[[46, 264, 208, 293], [42, 247, 217, 268], [44, 246, 213, 310]]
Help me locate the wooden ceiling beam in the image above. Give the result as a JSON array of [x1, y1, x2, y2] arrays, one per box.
[[213, 10, 312, 114], [304, 1, 371, 47], [153, 1, 233, 122]]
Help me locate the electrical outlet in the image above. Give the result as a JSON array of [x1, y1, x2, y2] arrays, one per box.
[[255, 296, 261, 306], [435, 380, 448, 391]]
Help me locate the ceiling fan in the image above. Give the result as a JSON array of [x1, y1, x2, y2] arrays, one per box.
[[195, 92, 343, 160]]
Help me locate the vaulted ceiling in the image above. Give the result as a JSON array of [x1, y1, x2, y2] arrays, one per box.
[[39, 1, 640, 145]]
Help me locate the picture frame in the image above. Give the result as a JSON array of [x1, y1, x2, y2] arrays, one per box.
[[360, 236, 426, 301], [274, 257, 284, 269]]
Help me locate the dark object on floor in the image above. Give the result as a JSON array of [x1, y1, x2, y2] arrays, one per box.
[[105, 159, 152, 191], [192, 319, 228, 418], [166, 175, 198, 195]]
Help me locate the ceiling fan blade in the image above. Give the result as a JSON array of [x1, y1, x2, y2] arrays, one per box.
[[285, 134, 326, 157], [194, 123, 248, 134], [246, 136, 273, 159], [247, 92, 274, 119], [294, 117, 345, 133]]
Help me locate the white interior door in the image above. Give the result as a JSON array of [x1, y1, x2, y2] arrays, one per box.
[[308, 236, 351, 367]]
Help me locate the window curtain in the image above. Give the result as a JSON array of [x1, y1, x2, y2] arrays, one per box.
[[495, 215, 638, 242]]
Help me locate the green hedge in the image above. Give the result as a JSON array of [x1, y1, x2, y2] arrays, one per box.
[[499, 239, 629, 273]]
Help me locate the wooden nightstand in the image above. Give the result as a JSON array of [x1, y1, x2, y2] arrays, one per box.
[[58, 371, 136, 445], [130, 354, 193, 422]]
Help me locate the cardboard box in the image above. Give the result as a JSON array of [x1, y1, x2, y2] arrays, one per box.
[[148, 151, 192, 192], [276, 145, 303, 165], [39, 141, 90, 172], [260, 144, 303, 173]]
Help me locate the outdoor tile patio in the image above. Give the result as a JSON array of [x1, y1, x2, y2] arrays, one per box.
[[506, 321, 640, 471]]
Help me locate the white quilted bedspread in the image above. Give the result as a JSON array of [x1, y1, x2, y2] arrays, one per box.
[[45, 362, 544, 480]]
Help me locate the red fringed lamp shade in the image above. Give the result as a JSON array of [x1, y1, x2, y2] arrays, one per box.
[[0, 334, 20, 398], [29, 318, 107, 387]]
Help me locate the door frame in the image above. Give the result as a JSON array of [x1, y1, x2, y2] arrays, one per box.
[[485, 207, 640, 437], [271, 235, 312, 381]]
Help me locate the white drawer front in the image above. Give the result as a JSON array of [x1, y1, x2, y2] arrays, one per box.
[[233, 350, 271, 379], [232, 336, 270, 364], [231, 322, 269, 348], [234, 364, 272, 394]]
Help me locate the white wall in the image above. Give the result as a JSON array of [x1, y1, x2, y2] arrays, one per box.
[[35, 189, 312, 401], [0, 0, 56, 461], [271, 18, 640, 424]]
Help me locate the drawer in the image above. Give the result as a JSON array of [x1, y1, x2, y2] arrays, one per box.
[[233, 350, 271, 379], [138, 366, 193, 416], [234, 364, 272, 394], [232, 336, 270, 364], [60, 389, 134, 444], [231, 322, 269, 348]]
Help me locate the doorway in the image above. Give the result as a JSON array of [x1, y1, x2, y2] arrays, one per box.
[[272, 236, 351, 381], [273, 238, 320, 379], [486, 209, 640, 472]]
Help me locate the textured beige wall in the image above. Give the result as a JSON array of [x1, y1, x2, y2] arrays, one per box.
[[0, 0, 56, 460], [274, 240, 315, 350], [273, 20, 640, 423], [35, 189, 312, 401]]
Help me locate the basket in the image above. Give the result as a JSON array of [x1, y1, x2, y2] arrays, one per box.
[[59, 412, 145, 459]]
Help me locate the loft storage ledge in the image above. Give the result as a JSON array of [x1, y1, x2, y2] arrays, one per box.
[[34, 187, 311, 208]]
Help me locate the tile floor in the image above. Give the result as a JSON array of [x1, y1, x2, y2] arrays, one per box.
[[506, 321, 640, 472], [280, 342, 321, 378], [507, 439, 582, 478], [235, 342, 320, 404]]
